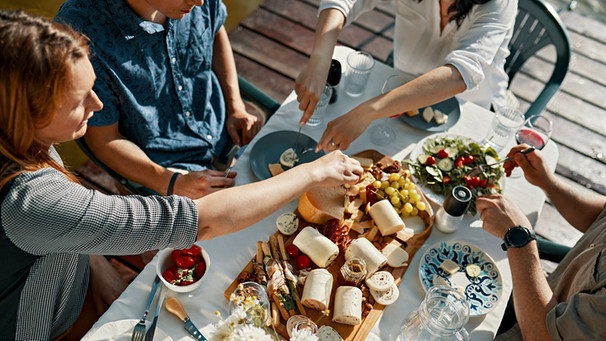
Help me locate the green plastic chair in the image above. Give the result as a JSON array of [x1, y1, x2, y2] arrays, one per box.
[[505, 0, 571, 118], [77, 76, 280, 195]]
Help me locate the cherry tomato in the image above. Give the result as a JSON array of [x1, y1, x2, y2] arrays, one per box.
[[442, 175, 452, 185], [455, 157, 465, 169], [162, 265, 180, 284], [171, 249, 182, 264], [179, 279, 195, 286], [479, 178, 488, 188], [194, 261, 206, 279], [464, 176, 480, 188], [181, 245, 201, 258], [425, 156, 436, 166], [437, 149, 449, 159], [296, 254, 311, 269], [464, 155, 475, 165], [285, 244, 300, 258], [175, 255, 196, 269]]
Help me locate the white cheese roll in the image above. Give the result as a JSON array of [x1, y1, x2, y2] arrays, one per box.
[[345, 238, 387, 275], [368, 200, 405, 236], [332, 286, 362, 325], [301, 268, 333, 311], [293, 226, 339, 267]]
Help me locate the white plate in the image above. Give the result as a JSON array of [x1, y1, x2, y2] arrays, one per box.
[[408, 133, 504, 207], [83, 319, 172, 341], [419, 241, 503, 316]]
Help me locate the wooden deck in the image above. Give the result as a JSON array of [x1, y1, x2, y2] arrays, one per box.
[[227, 0, 606, 247]]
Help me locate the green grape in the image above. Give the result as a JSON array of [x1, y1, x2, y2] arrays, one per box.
[[372, 180, 382, 189], [390, 196, 401, 205], [416, 201, 426, 211], [411, 207, 419, 216], [404, 202, 413, 213], [388, 173, 401, 182], [390, 181, 400, 189], [410, 193, 420, 202], [399, 189, 409, 197], [380, 181, 390, 190], [385, 187, 396, 196]]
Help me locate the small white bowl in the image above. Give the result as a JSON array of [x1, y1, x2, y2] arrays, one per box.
[[156, 244, 210, 293]]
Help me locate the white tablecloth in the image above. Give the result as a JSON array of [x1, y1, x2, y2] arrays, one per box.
[[84, 46, 558, 341]]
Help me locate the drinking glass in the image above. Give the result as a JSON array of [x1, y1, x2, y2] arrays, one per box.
[[515, 114, 553, 149], [344, 51, 375, 97], [228, 281, 270, 327], [481, 107, 525, 153], [369, 74, 406, 145], [286, 315, 318, 337], [396, 286, 470, 341], [306, 84, 333, 127], [509, 114, 553, 177]]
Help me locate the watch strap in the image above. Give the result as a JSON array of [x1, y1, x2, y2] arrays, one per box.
[[501, 226, 536, 251]]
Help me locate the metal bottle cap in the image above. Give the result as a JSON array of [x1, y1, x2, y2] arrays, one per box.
[[443, 185, 472, 217]]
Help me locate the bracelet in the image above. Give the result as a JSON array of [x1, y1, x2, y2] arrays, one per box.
[[167, 172, 180, 196]]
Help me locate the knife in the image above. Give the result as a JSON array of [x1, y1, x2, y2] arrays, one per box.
[[223, 144, 241, 177], [165, 297, 207, 340], [132, 275, 161, 340], [144, 283, 166, 341]]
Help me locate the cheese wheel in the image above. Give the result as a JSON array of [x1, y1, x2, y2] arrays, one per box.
[[301, 269, 333, 311], [293, 226, 339, 267], [368, 200, 405, 236], [370, 283, 400, 305], [365, 271, 394, 292], [276, 212, 299, 236], [297, 186, 346, 224], [317, 326, 343, 341], [332, 286, 362, 325], [345, 238, 387, 275]]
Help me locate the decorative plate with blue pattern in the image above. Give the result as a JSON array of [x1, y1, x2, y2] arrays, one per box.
[[419, 241, 503, 316]]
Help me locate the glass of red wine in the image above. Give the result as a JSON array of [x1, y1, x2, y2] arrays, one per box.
[[510, 114, 553, 177]]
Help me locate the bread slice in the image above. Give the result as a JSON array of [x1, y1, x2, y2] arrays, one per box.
[[268, 163, 284, 177], [298, 186, 346, 224]]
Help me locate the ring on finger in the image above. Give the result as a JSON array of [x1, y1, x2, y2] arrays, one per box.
[[329, 141, 338, 147]]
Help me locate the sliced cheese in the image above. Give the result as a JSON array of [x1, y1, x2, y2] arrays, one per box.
[[301, 268, 333, 311], [368, 200, 404, 236], [297, 186, 346, 224], [466, 264, 482, 278], [365, 270, 394, 291], [276, 212, 299, 236], [293, 226, 339, 268], [370, 283, 400, 306], [405, 108, 419, 117], [279, 147, 299, 168], [432, 274, 451, 287], [433, 109, 448, 125], [345, 238, 387, 275], [268, 163, 284, 177], [381, 243, 409, 268], [332, 286, 362, 325], [317, 326, 343, 341], [422, 106, 434, 123], [440, 259, 460, 276], [351, 156, 374, 169]]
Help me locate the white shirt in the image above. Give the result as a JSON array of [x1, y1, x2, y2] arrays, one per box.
[[320, 0, 517, 110]]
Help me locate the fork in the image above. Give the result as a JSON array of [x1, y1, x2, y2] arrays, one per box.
[[466, 147, 535, 177], [131, 276, 160, 341]]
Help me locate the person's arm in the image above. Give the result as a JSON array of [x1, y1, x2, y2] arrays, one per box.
[[295, 8, 346, 123], [193, 151, 362, 240], [506, 145, 606, 232], [212, 26, 262, 146], [476, 195, 556, 340], [85, 125, 235, 198], [315, 65, 466, 151]]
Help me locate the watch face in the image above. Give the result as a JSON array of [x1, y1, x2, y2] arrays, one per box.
[[508, 227, 530, 247]]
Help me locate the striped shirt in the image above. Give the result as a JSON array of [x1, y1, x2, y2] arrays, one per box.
[[0, 152, 198, 339]]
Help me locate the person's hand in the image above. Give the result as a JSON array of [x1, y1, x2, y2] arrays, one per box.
[[173, 169, 236, 199], [88, 255, 128, 316], [504, 144, 554, 189], [315, 111, 374, 152], [476, 194, 532, 239], [304, 150, 364, 187], [295, 55, 333, 125], [226, 106, 263, 146]]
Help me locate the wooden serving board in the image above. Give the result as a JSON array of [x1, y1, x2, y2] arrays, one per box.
[[225, 150, 434, 340]]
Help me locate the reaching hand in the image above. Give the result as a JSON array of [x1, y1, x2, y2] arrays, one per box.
[[172, 169, 236, 199], [315, 111, 374, 152], [476, 194, 532, 239], [295, 55, 333, 125], [304, 150, 364, 187]]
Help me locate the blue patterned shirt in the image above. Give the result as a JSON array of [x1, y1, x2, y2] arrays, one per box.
[[56, 0, 229, 170]]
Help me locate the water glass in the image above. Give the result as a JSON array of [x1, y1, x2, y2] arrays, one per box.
[[286, 315, 318, 337], [307, 84, 332, 127], [344, 51, 375, 97], [481, 108, 525, 152], [397, 286, 470, 341]]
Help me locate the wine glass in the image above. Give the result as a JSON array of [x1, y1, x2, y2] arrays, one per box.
[[369, 74, 407, 145], [510, 114, 553, 177], [228, 281, 270, 327], [515, 114, 553, 150]]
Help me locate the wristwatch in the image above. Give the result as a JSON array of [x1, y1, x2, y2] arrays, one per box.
[[501, 226, 536, 251]]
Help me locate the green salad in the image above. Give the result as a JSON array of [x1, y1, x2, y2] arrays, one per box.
[[406, 135, 503, 215]]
